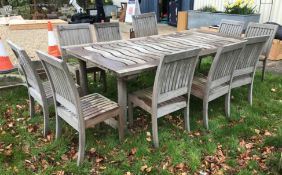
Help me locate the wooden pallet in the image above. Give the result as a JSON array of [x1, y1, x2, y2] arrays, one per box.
[[9, 19, 67, 30]]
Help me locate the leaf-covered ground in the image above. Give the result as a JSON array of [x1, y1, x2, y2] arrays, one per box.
[[0, 60, 282, 175]]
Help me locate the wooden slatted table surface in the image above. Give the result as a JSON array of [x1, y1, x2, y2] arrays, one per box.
[[66, 30, 243, 129]]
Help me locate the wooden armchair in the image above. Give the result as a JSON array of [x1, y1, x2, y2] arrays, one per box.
[[37, 51, 124, 165], [218, 19, 245, 37], [229, 36, 269, 107], [191, 41, 246, 129], [132, 12, 158, 38], [128, 48, 201, 147], [57, 23, 107, 92], [7, 40, 52, 137], [245, 22, 278, 81]]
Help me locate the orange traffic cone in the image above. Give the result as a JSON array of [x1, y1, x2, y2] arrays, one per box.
[[0, 37, 15, 73], [47, 21, 61, 58]]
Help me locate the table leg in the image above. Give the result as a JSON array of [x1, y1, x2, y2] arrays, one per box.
[[78, 60, 88, 95], [117, 78, 127, 131]]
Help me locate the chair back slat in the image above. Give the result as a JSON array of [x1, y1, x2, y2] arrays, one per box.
[[208, 42, 246, 89], [245, 22, 278, 56], [154, 48, 201, 104], [7, 40, 42, 92], [37, 51, 81, 115], [218, 19, 244, 37], [132, 12, 158, 38], [57, 23, 93, 57], [235, 36, 269, 76], [93, 22, 121, 42]]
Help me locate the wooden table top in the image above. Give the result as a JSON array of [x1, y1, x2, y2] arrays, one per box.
[[66, 31, 243, 78]]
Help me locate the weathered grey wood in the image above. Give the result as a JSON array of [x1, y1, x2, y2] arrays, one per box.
[[132, 12, 158, 38], [7, 40, 52, 137], [229, 35, 269, 109], [56, 23, 106, 94], [65, 31, 244, 130], [128, 48, 201, 147], [66, 31, 243, 78], [245, 22, 279, 81], [218, 19, 244, 37], [93, 22, 122, 42], [36, 50, 124, 166], [191, 41, 246, 129]]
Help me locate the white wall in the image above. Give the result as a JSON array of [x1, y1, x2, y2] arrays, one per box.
[[193, 0, 282, 24], [113, 0, 127, 6]]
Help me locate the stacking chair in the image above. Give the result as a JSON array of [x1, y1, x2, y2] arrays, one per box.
[[37, 51, 124, 165], [57, 23, 107, 91], [228, 36, 269, 108], [191, 41, 246, 129], [245, 22, 278, 81], [93, 22, 122, 91], [218, 19, 245, 37], [198, 19, 244, 70], [7, 40, 52, 137], [132, 12, 158, 38], [93, 22, 122, 42], [128, 48, 201, 147]]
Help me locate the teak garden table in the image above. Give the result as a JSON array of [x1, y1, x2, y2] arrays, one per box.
[[65, 31, 242, 128]]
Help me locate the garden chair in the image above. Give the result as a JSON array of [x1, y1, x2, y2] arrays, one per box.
[[132, 12, 158, 38], [228, 35, 269, 108], [93, 22, 122, 42], [7, 40, 52, 137], [191, 41, 246, 129], [218, 19, 245, 37], [198, 19, 245, 70], [128, 48, 201, 147], [37, 51, 124, 166], [57, 23, 107, 92], [245, 22, 279, 81]]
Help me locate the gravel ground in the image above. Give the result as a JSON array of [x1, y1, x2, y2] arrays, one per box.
[[0, 23, 176, 65]]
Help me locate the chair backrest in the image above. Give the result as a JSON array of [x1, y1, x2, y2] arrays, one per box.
[[207, 41, 246, 91], [235, 35, 269, 77], [245, 22, 278, 57], [37, 51, 82, 118], [132, 12, 158, 38], [93, 22, 122, 42], [153, 48, 201, 105], [57, 23, 93, 57], [7, 40, 44, 93], [218, 19, 245, 37]]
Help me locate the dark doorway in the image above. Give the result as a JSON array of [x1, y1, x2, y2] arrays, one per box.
[[159, 0, 169, 23]]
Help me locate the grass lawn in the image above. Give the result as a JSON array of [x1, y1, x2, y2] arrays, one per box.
[[0, 59, 282, 175]]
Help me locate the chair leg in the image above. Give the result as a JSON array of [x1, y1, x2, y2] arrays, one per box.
[[248, 84, 253, 106], [75, 70, 80, 85], [101, 70, 107, 92], [225, 92, 231, 118], [55, 113, 62, 139], [184, 105, 190, 132], [77, 131, 86, 166], [42, 103, 49, 137], [261, 59, 267, 81], [29, 95, 35, 118], [152, 115, 159, 148], [198, 57, 203, 70], [93, 71, 97, 82], [203, 100, 209, 129], [128, 101, 134, 127], [118, 113, 125, 142]]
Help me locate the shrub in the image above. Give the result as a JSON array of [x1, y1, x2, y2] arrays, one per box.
[[199, 5, 217, 13], [224, 0, 256, 15]]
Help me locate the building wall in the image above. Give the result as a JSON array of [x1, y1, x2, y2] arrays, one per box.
[[193, 0, 282, 24], [113, 0, 126, 6]]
